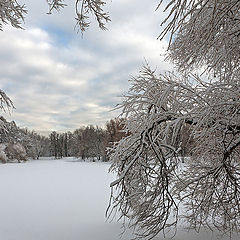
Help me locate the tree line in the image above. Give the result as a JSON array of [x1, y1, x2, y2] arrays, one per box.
[[0, 116, 126, 163]]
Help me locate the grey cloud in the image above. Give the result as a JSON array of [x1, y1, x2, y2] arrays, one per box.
[[0, 1, 173, 134]]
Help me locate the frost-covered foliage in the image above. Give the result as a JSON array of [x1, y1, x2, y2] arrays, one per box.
[[159, 0, 240, 80], [0, 116, 8, 137], [0, 0, 27, 30], [108, 66, 240, 239], [47, 0, 110, 32], [5, 142, 27, 162], [0, 150, 7, 163], [0, 88, 49, 160], [107, 1, 240, 239], [0, 0, 110, 32], [0, 89, 14, 111], [0, 142, 27, 163], [0, 90, 15, 150], [0, 143, 7, 163], [73, 0, 110, 32], [0, 117, 51, 160], [46, 0, 66, 13]]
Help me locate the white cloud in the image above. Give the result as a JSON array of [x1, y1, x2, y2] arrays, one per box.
[[0, 0, 173, 135]]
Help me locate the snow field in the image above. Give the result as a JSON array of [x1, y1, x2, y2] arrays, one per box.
[[0, 158, 132, 240], [0, 158, 238, 240]]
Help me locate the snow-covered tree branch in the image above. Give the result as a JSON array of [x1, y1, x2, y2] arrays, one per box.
[[106, 1, 240, 239], [159, 0, 240, 79], [0, 89, 14, 111], [0, 0, 27, 30], [74, 0, 110, 32], [0, 0, 110, 32], [107, 64, 240, 239]]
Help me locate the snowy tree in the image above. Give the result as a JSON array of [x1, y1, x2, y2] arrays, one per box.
[[19, 129, 50, 159], [71, 125, 108, 161], [0, 117, 50, 161], [159, 0, 240, 81], [91, 126, 108, 161], [0, 89, 14, 111], [107, 1, 240, 239], [108, 65, 240, 239], [0, 143, 7, 163], [5, 142, 27, 162], [50, 131, 61, 158], [0, 90, 14, 144], [0, 141, 27, 163]]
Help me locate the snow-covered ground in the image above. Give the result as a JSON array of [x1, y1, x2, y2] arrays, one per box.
[[0, 158, 238, 240], [0, 158, 133, 240]]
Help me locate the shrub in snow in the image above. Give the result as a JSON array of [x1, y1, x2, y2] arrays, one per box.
[[0, 144, 7, 163], [0, 151, 7, 163], [5, 143, 27, 163]]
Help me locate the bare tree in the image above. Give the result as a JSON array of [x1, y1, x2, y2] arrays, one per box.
[[71, 125, 108, 161], [106, 118, 126, 144]]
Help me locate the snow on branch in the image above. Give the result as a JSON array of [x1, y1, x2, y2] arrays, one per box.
[[0, 89, 14, 112], [46, 0, 110, 32], [74, 0, 110, 32], [0, 1, 110, 33], [107, 64, 240, 239], [157, 0, 240, 78], [0, 0, 27, 30], [46, 0, 67, 13]]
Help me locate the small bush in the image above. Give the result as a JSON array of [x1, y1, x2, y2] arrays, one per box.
[[5, 143, 27, 163]]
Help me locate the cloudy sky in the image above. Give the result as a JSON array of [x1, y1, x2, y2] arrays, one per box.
[[0, 0, 172, 135]]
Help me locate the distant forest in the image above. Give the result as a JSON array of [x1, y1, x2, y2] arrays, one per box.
[[0, 116, 126, 163]]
